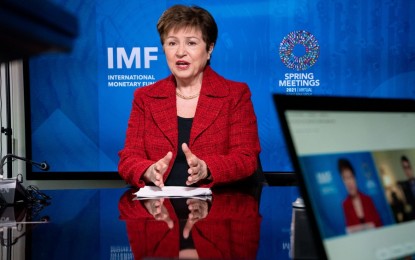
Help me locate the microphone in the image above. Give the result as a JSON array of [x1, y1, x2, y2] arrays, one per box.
[[0, 154, 50, 205], [30, 161, 49, 171], [0, 154, 49, 178]]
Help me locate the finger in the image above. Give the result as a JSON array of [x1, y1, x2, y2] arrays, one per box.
[[161, 151, 173, 165], [189, 212, 200, 220], [182, 143, 197, 166], [151, 207, 161, 216], [154, 153, 172, 187], [153, 198, 164, 214], [186, 169, 202, 185], [187, 165, 199, 175], [183, 219, 195, 239], [153, 172, 164, 188], [186, 199, 197, 210], [154, 152, 173, 172], [161, 206, 174, 229], [188, 204, 202, 220], [186, 198, 197, 205], [165, 218, 174, 229], [157, 198, 164, 206], [144, 200, 156, 214], [153, 200, 161, 211], [188, 209, 199, 220], [186, 176, 196, 186], [186, 171, 202, 185], [154, 152, 173, 173]]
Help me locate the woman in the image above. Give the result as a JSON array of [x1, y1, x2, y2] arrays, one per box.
[[338, 158, 382, 232], [118, 5, 261, 188]]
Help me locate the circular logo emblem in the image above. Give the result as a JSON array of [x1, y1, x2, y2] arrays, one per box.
[[279, 30, 320, 71]]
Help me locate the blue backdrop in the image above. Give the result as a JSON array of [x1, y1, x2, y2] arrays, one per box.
[[28, 0, 415, 174]]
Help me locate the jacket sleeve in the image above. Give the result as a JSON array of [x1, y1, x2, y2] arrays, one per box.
[[118, 88, 154, 187]]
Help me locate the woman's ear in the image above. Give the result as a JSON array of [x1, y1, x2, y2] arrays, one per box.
[[208, 44, 214, 59]]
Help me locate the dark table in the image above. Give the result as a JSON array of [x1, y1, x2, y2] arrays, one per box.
[[5, 185, 302, 259]]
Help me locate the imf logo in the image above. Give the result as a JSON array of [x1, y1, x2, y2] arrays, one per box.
[[316, 171, 332, 184], [279, 30, 320, 71]]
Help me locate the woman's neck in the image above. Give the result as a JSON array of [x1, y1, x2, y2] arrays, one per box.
[[175, 74, 203, 95]]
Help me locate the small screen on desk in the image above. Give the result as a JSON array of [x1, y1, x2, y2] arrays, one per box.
[[285, 110, 415, 259]]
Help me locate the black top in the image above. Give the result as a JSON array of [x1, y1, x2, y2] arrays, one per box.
[[165, 117, 194, 186], [171, 198, 196, 250]]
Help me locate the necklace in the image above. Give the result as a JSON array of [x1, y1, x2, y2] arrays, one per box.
[[176, 89, 200, 100]]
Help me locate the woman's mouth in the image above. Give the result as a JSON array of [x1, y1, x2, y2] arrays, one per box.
[[176, 60, 190, 70]]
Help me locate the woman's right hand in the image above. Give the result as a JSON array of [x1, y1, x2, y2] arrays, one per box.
[[142, 151, 173, 187], [142, 198, 174, 229]]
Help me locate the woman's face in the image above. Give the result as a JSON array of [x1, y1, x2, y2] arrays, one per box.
[[341, 169, 358, 197], [163, 26, 213, 85]]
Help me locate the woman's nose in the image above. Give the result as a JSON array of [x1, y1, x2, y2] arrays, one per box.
[[175, 43, 187, 57]]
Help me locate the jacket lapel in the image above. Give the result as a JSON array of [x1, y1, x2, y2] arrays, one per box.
[[146, 67, 230, 149], [190, 67, 229, 146], [147, 77, 178, 150]]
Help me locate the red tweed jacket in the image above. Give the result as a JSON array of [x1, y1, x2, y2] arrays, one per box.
[[343, 191, 383, 228], [118, 66, 261, 187]]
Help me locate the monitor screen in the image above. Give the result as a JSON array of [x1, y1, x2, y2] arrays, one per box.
[[285, 110, 415, 259]]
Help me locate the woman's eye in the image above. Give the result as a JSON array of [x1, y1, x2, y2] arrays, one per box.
[[188, 41, 197, 46], [167, 41, 176, 46]]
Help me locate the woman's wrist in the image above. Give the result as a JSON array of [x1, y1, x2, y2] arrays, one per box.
[[200, 160, 211, 181], [205, 169, 211, 180], [142, 164, 154, 183]]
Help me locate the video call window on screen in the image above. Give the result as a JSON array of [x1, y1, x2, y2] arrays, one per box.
[[285, 111, 415, 259]]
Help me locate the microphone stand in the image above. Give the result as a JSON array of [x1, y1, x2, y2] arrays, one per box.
[[0, 154, 49, 206], [0, 154, 49, 179], [0, 61, 13, 179], [0, 59, 22, 260]]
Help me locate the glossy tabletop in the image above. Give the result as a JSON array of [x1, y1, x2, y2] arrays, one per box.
[[8, 185, 301, 260]]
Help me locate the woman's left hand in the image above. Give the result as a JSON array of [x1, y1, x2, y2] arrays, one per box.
[[182, 143, 209, 185], [183, 198, 210, 238]]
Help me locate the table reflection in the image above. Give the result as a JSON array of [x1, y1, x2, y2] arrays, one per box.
[[0, 201, 50, 260], [118, 187, 262, 260], [22, 185, 301, 260]]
